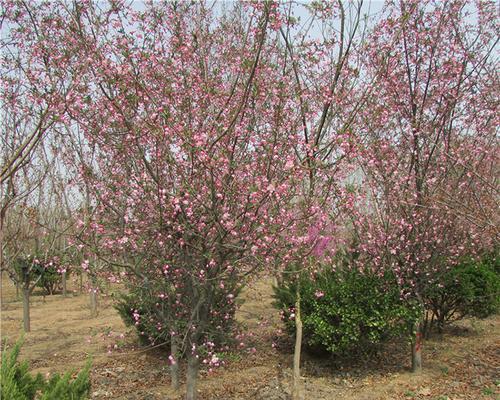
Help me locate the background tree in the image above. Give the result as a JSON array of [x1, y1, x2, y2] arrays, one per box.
[[350, 0, 499, 371], [1, 0, 76, 324], [276, 1, 378, 396]]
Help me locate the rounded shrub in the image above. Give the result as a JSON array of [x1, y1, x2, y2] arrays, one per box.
[[13, 256, 68, 295], [273, 265, 419, 357], [423, 251, 499, 332], [115, 278, 241, 355], [32, 262, 63, 295]]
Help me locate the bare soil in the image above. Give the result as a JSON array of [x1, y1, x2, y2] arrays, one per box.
[[1, 274, 498, 399]]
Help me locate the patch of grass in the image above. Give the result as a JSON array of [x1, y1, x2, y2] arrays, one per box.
[[469, 318, 485, 334], [218, 351, 242, 363], [439, 365, 449, 375], [103, 326, 113, 335], [404, 390, 416, 398], [482, 386, 494, 396]]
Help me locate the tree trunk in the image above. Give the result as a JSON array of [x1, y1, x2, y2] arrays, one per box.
[[62, 271, 67, 297], [89, 288, 98, 318], [79, 272, 83, 293], [292, 286, 303, 400], [0, 204, 5, 304], [21, 262, 31, 332], [23, 288, 30, 332], [411, 320, 423, 372], [170, 337, 180, 391], [185, 353, 199, 400]]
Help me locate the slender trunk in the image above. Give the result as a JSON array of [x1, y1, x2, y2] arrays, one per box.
[[411, 320, 423, 372], [429, 312, 435, 337], [79, 272, 83, 293], [21, 262, 31, 332], [170, 336, 180, 391], [423, 310, 428, 338], [62, 271, 67, 297], [89, 272, 98, 317], [274, 272, 284, 288], [292, 285, 303, 400], [185, 353, 199, 400], [23, 288, 30, 332], [89, 288, 98, 318], [423, 310, 433, 340], [436, 313, 444, 334], [0, 208, 5, 305], [16, 281, 20, 300]]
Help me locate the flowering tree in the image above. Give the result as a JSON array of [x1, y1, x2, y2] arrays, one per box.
[[275, 2, 376, 396], [5, 1, 308, 398], [350, 0, 499, 371], [1, 0, 78, 329], [3, 0, 497, 396]]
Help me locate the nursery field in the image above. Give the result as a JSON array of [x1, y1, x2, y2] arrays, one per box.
[[2, 1, 499, 400], [1, 274, 498, 400]]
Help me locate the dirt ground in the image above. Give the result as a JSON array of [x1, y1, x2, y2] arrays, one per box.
[[1, 273, 498, 400]]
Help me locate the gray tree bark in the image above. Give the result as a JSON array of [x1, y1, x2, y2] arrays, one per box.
[[23, 288, 30, 332], [185, 353, 199, 400], [89, 288, 98, 317], [62, 270, 67, 297]]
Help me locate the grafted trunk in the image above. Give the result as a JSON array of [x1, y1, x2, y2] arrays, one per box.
[[411, 320, 423, 372], [292, 286, 303, 400], [185, 353, 199, 400]]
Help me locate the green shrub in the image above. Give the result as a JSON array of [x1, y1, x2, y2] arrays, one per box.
[[1, 339, 43, 400], [115, 279, 242, 355], [39, 364, 91, 400], [13, 256, 68, 295], [1, 338, 91, 400], [115, 289, 165, 347], [32, 263, 64, 296], [273, 265, 419, 357], [423, 252, 499, 332]]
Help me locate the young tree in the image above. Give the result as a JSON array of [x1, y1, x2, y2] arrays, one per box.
[[351, 0, 499, 371], [1, 0, 75, 316], [276, 2, 373, 396], [3, 202, 69, 331]]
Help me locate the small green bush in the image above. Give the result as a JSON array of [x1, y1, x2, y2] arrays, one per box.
[[1, 338, 91, 400], [32, 263, 64, 296], [424, 252, 499, 332], [13, 256, 68, 295], [39, 365, 91, 400], [115, 279, 241, 354], [115, 288, 171, 347], [273, 264, 419, 357], [1, 339, 43, 400]]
